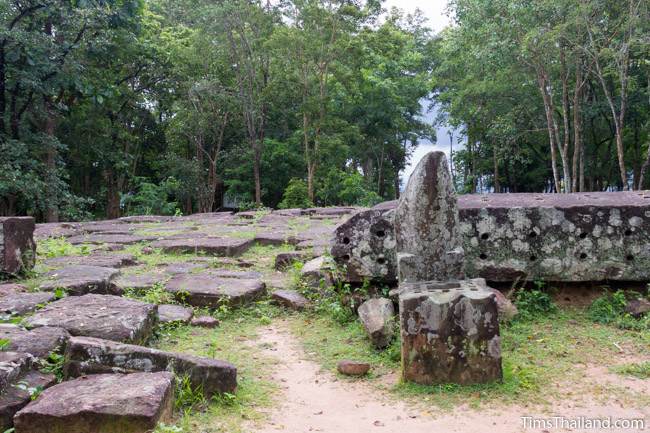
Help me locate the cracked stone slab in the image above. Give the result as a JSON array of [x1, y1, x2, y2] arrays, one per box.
[[64, 336, 236, 396], [14, 372, 174, 433], [25, 294, 157, 344], [0, 292, 56, 317], [66, 233, 155, 245], [150, 237, 254, 257], [165, 274, 266, 307], [0, 325, 69, 359], [39, 265, 121, 295]]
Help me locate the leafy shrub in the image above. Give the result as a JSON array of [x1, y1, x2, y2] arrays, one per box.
[[279, 178, 313, 209], [514, 289, 556, 321], [588, 290, 649, 331], [316, 168, 381, 207]]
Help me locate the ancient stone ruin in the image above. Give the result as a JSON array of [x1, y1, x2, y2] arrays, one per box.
[[0, 217, 36, 275], [393, 152, 502, 385], [332, 191, 650, 284]]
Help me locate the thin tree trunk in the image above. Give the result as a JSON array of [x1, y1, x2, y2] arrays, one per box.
[[493, 146, 500, 193], [572, 59, 583, 192], [537, 71, 561, 193]]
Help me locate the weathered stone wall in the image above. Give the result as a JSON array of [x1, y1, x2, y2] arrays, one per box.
[[331, 191, 650, 283]]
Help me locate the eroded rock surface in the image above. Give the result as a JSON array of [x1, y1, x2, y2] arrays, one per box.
[[0, 217, 36, 275], [25, 294, 157, 344], [150, 237, 254, 257], [0, 325, 69, 359], [14, 372, 174, 433], [394, 151, 464, 283], [0, 370, 56, 431], [357, 298, 395, 349], [157, 304, 193, 324], [64, 336, 237, 396], [39, 265, 120, 295], [399, 279, 502, 385], [165, 273, 266, 307], [271, 290, 308, 310], [0, 292, 55, 317]]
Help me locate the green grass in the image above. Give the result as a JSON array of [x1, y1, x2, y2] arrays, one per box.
[[611, 362, 650, 379], [287, 306, 650, 410], [153, 301, 284, 432], [37, 237, 90, 259]]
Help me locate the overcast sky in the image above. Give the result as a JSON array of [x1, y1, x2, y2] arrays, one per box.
[[381, 0, 463, 184]]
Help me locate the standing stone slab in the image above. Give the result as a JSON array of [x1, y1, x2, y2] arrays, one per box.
[[63, 336, 237, 396], [0, 217, 36, 275], [394, 152, 464, 283], [39, 265, 121, 295], [25, 294, 157, 345], [165, 274, 266, 307], [357, 298, 395, 349], [14, 372, 174, 433], [271, 290, 308, 310], [398, 279, 502, 385]]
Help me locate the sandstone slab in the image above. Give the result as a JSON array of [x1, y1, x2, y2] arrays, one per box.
[[300, 256, 334, 288], [150, 237, 254, 257], [43, 253, 137, 269], [39, 265, 120, 295], [64, 336, 237, 396], [357, 298, 395, 348], [274, 252, 310, 270], [0, 325, 69, 358], [190, 316, 220, 328], [0, 283, 26, 297], [0, 370, 56, 431], [112, 273, 166, 293], [25, 294, 157, 344], [157, 304, 193, 324], [66, 233, 154, 245], [14, 372, 174, 433], [165, 274, 266, 307], [271, 290, 308, 310], [0, 292, 55, 317], [0, 217, 36, 275], [0, 352, 32, 393]]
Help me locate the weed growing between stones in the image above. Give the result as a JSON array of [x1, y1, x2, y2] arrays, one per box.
[[611, 361, 650, 379], [38, 352, 65, 382], [123, 282, 175, 305], [37, 238, 89, 259], [588, 290, 650, 331], [513, 288, 557, 321]]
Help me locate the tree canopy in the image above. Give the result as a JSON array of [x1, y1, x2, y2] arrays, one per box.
[[1, 0, 648, 221]]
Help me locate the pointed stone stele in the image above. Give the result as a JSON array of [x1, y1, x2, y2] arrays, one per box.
[[394, 151, 464, 283], [395, 152, 502, 385], [398, 279, 502, 385]]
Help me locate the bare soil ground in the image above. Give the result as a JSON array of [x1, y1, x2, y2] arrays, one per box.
[[250, 320, 649, 433]]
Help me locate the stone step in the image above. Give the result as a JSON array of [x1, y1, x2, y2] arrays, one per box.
[[14, 372, 174, 433], [63, 336, 236, 396]]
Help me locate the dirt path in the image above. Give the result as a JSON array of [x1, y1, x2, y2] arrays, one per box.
[[249, 319, 648, 433]]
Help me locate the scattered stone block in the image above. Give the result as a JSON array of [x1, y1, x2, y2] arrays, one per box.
[[357, 298, 395, 348], [0, 325, 69, 359], [0, 352, 32, 393], [150, 237, 254, 257], [14, 372, 175, 433], [274, 251, 310, 270], [300, 256, 334, 288], [394, 151, 464, 283], [157, 304, 193, 324], [25, 294, 157, 345], [625, 297, 650, 318], [190, 316, 220, 328], [66, 233, 154, 245], [0, 217, 36, 275], [336, 360, 370, 376], [254, 232, 298, 246], [0, 370, 56, 431], [398, 279, 502, 385], [165, 274, 266, 307], [43, 253, 137, 269], [0, 292, 55, 317], [488, 288, 518, 321], [112, 273, 166, 294], [39, 265, 120, 295], [160, 261, 208, 275], [271, 290, 308, 310], [0, 283, 27, 297], [63, 336, 237, 396]]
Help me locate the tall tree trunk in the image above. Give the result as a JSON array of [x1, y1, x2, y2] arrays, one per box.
[[0, 45, 5, 135], [105, 170, 121, 219], [44, 97, 59, 222], [493, 146, 500, 193], [537, 71, 562, 193], [572, 60, 583, 192]]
